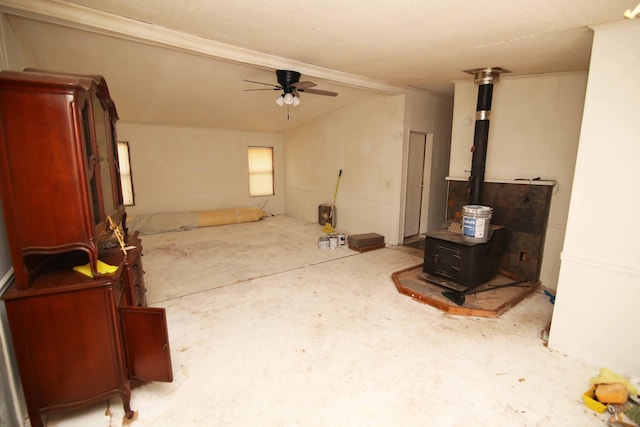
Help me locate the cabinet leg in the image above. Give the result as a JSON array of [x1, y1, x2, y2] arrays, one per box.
[[27, 407, 44, 427], [121, 384, 135, 419]]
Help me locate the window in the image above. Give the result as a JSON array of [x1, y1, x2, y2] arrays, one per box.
[[117, 141, 135, 205], [248, 147, 274, 196]]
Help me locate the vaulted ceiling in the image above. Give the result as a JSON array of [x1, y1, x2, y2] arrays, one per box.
[[0, 0, 635, 131]]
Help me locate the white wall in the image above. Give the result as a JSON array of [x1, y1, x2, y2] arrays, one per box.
[[119, 89, 451, 247], [284, 90, 451, 245], [117, 122, 285, 216], [548, 20, 640, 376], [449, 72, 587, 289], [284, 95, 407, 244]]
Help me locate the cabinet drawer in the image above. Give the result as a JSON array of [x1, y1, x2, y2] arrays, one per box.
[[119, 306, 173, 383]]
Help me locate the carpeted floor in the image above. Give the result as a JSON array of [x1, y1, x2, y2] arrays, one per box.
[[45, 215, 607, 427]]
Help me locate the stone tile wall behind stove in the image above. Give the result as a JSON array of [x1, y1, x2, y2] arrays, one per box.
[[447, 181, 553, 282]]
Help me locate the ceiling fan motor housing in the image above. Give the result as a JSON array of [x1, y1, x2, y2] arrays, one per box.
[[276, 70, 301, 91]]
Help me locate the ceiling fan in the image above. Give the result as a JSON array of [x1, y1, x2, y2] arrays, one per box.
[[244, 70, 338, 110]]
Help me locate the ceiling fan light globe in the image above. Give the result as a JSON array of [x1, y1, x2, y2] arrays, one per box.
[[283, 92, 294, 105], [275, 95, 285, 106], [292, 96, 301, 107]]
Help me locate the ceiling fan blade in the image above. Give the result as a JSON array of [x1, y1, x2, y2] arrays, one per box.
[[292, 88, 300, 97], [298, 88, 338, 97], [243, 79, 281, 89], [292, 81, 316, 90], [243, 88, 281, 92]]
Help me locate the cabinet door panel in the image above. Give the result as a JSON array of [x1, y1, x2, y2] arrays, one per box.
[[119, 307, 173, 382], [0, 90, 93, 248], [5, 285, 124, 408]]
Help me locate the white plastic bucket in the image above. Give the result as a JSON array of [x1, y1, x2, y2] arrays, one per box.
[[462, 205, 493, 243]]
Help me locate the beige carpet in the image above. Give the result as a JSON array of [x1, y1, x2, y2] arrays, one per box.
[[46, 215, 606, 427]]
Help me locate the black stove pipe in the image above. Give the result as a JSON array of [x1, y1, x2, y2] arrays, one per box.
[[469, 83, 493, 205], [466, 67, 508, 205]]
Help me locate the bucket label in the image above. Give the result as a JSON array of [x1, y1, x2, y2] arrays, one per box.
[[463, 217, 487, 238]]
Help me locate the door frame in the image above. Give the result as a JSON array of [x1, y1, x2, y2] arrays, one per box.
[[402, 131, 433, 242]]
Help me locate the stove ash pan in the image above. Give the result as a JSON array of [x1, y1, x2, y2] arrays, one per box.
[[423, 226, 505, 288]]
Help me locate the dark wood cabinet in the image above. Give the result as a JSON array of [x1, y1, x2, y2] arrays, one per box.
[[0, 70, 172, 427]]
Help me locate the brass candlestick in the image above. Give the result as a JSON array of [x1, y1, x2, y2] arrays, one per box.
[[107, 215, 127, 256]]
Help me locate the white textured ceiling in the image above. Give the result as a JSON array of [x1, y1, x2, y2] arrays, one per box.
[[0, 0, 636, 131]]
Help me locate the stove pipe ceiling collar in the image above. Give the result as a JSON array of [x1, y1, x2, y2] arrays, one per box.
[[463, 67, 510, 205]]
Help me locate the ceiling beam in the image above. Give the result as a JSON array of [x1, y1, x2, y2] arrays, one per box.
[[0, 0, 405, 94]]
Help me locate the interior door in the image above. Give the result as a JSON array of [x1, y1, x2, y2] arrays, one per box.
[[403, 133, 427, 239]]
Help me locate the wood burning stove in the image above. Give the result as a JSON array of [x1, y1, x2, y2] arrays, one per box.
[[422, 67, 509, 290], [423, 226, 504, 289]]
